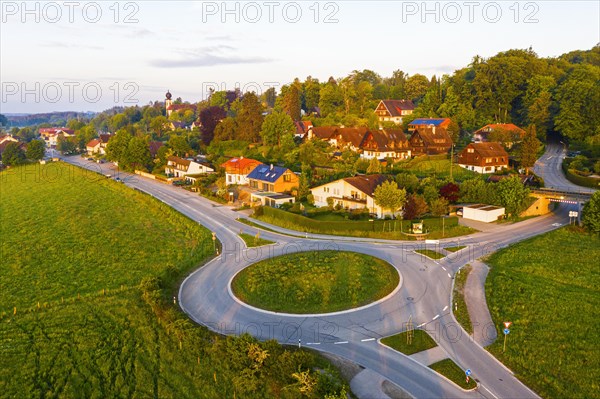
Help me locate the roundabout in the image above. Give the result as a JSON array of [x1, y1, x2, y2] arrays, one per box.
[[230, 251, 401, 314]]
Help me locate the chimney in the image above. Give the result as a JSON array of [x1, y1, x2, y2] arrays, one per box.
[[270, 164, 274, 170]]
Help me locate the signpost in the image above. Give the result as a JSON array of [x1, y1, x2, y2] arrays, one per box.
[[465, 368, 471, 384], [569, 211, 579, 225], [503, 321, 512, 352]]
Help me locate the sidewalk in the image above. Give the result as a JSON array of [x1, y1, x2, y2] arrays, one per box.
[[463, 261, 498, 346]]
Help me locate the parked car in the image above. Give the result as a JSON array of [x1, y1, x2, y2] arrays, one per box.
[[115, 177, 121, 182], [87, 157, 94, 161], [456, 208, 463, 216]]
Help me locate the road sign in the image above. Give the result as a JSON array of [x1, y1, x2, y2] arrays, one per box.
[[465, 369, 472, 376], [503, 321, 512, 329], [425, 239, 439, 244], [503, 328, 510, 335]]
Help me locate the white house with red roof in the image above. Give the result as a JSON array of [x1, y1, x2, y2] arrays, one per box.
[[39, 128, 75, 147], [165, 156, 214, 179], [86, 139, 102, 155], [221, 157, 263, 185], [374, 100, 415, 125]]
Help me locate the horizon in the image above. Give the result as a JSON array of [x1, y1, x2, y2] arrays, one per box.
[[1, 1, 599, 114]]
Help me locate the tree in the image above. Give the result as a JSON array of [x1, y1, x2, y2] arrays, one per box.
[[236, 93, 263, 143], [403, 194, 428, 220], [319, 81, 343, 116], [405, 74, 430, 103], [105, 130, 132, 163], [395, 173, 419, 193], [373, 180, 407, 217], [283, 84, 301, 121], [125, 136, 152, 171], [520, 125, 541, 174], [439, 182, 460, 202], [459, 178, 497, 204], [260, 111, 295, 148], [263, 87, 277, 109], [150, 116, 169, 138], [168, 135, 191, 157], [1, 142, 25, 166], [0, 114, 8, 127], [56, 136, 77, 155], [582, 191, 600, 235], [430, 197, 449, 217], [26, 139, 45, 160], [213, 117, 237, 142], [496, 176, 530, 218], [446, 119, 460, 144], [366, 158, 382, 173], [199, 106, 227, 145]]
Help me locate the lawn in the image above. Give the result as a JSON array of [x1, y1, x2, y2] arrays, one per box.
[[444, 245, 467, 253], [486, 227, 600, 399], [380, 330, 437, 355], [231, 251, 399, 313], [453, 264, 473, 334], [394, 155, 478, 180], [0, 163, 349, 398], [429, 359, 477, 390], [239, 232, 274, 247], [415, 249, 445, 260]]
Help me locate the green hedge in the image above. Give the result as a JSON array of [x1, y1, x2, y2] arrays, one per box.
[[261, 206, 458, 233], [561, 162, 600, 189]]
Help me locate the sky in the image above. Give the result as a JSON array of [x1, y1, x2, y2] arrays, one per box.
[[1, 0, 599, 113]]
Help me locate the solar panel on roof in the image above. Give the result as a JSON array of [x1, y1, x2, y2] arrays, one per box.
[[259, 167, 268, 173]]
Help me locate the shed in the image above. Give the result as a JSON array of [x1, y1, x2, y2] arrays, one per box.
[[462, 204, 505, 223]]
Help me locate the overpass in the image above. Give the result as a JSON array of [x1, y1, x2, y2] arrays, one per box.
[[531, 187, 594, 224]]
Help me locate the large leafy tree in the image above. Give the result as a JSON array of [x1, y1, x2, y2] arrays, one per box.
[[403, 194, 428, 220], [26, 139, 45, 161], [236, 93, 263, 143], [125, 136, 152, 171], [168, 135, 191, 157], [583, 191, 600, 235], [496, 176, 530, 218], [373, 180, 407, 217], [1, 142, 25, 166], [213, 117, 237, 142], [260, 111, 295, 148], [105, 130, 132, 163], [283, 84, 301, 122], [56, 136, 77, 155], [199, 106, 227, 145]]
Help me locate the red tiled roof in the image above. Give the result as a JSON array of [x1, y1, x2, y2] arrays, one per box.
[[221, 157, 262, 172], [39, 128, 74, 136], [167, 155, 190, 167], [380, 100, 415, 117], [87, 139, 101, 148], [99, 134, 112, 144]]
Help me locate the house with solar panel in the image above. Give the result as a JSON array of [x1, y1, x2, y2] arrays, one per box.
[[374, 100, 415, 125], [221, 157, 263, 185], [408, 118, 452, 132], [247, 164, 299, 207]]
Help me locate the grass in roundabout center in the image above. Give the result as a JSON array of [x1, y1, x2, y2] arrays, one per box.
[[452, 264, 473, 334], [485, 226, 600, 399], [380, 330, 437, 355], [429, 359, 477, 390], [231, 251, 399, 314], [444, 245, 466, 253]]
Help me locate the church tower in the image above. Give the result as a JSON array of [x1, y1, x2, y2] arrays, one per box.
[[165, 90, 173, 117]]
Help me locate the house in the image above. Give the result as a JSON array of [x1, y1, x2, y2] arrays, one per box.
[[165, 156, 214, 179], [374, 100, 415, 125], [250, 191, 296, 207], [473, 123, 525, 147], [0, 135, 19, 146], [191, 119, 203, 130], [39, 128, 75, 147], [0, 138, 25, 161], [310, 174, 392, 218], [307, 126, 337, 141], [294, 120, 313, 138], [86, 139, 101, 155], [361, 129, 411, 160], [408, 118, 452, 132], [458, 142, 509, 174], [247, 164, 299, 193], [170, 121, 189, 131], [409, 127, 453, 155], [221, 157, 263, 185], [149, 141, 164, 158]]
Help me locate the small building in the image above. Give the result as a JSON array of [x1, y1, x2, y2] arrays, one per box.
[[408, 118, 452, 132], [86, 139, 101, 155], [409, 126, 452, 155], [247, 164, 299, 193], [221, 157, 263, 185], [165, 156, 214, 179], [294, 120, 313, 139], [473, 123, 525, 147], [250, 192, 296, 207], [458, 142, 509, 174], [374, 100, 415, 125], [310, 174, 391, 218], [462, 204, 505, 223], [39, 128, 75, 147]]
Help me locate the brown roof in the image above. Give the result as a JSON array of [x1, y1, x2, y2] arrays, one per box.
[[87, 139, 101, 147], [335, 127, 369, 148], [474, 123, 525, 140], [167, 103, 196, 112], [295, 120, 313, 135], [343, 174, 388, 197], [411, 127, 452, 145], [99, 134, 112, 144], [380, 100, 415, 116], [167, 155, 190, 167], [464, 142, 508, 158], [149, 141, 164, 157], [364, 129, 408, 152], [309, 126, 338, 140]]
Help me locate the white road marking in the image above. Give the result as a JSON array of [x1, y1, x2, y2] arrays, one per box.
[[417, 323, 425, 328], [433, 314, 440, 320], [361, 338, 376, 342], [334, 341, 348, 345], [448, 273, 452, 278], [306, 342, 320, 345], [443, 305, 448, 311], [441, 266, 447, 271], [479, 384, 500, 399]]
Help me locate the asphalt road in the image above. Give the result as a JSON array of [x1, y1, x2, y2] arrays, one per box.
[[62, 152, 578, 399], [533, 142, 596, 193]]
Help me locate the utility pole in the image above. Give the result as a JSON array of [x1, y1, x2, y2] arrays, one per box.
[[450, 144, 454, 180]]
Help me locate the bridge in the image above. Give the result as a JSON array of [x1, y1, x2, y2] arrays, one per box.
[[531, 187, 595, 224]]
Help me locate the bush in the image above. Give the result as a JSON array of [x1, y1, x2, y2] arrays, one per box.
[[253, 205, 264, 217]]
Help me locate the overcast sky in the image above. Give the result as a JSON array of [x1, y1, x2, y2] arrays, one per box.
[[1, 1, 598, 113]]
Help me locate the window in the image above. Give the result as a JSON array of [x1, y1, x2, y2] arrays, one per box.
[[486, 158, 492, 163], [228, 175, 232, 183], [467, 148, 474, 153], [283, 174, 291, 182]]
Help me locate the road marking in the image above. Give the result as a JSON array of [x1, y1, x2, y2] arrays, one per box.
[[448, 273, 452, 278], [441, 266, 446, 271], [433, 261, 439, 265], [361, 338, 376, 342], [479, 384, 500, 399], [443, 305, 448, 311], [432, 314, 440, 320], [306, 342, 320, 345], [334, 341, 348, 345], [417, 323, 425, 328]]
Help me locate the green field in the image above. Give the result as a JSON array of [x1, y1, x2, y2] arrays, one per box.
[[453, 264, 473, 334], [239, 232, 274, 247], [231, 251, 399, 313], [444, 245, 466, 253], [394, 155, 477, 180], [414, 249, 445, 260], [380, 330, 437, 355], [0, 163, 348, 398], [486, 227, 600, 399], [429, 359, 477, 390]]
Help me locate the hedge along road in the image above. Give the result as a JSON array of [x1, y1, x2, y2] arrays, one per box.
[[63, 154, 573, 399]]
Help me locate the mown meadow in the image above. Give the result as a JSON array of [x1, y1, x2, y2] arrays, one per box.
[[0, 163, 348, 398]]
